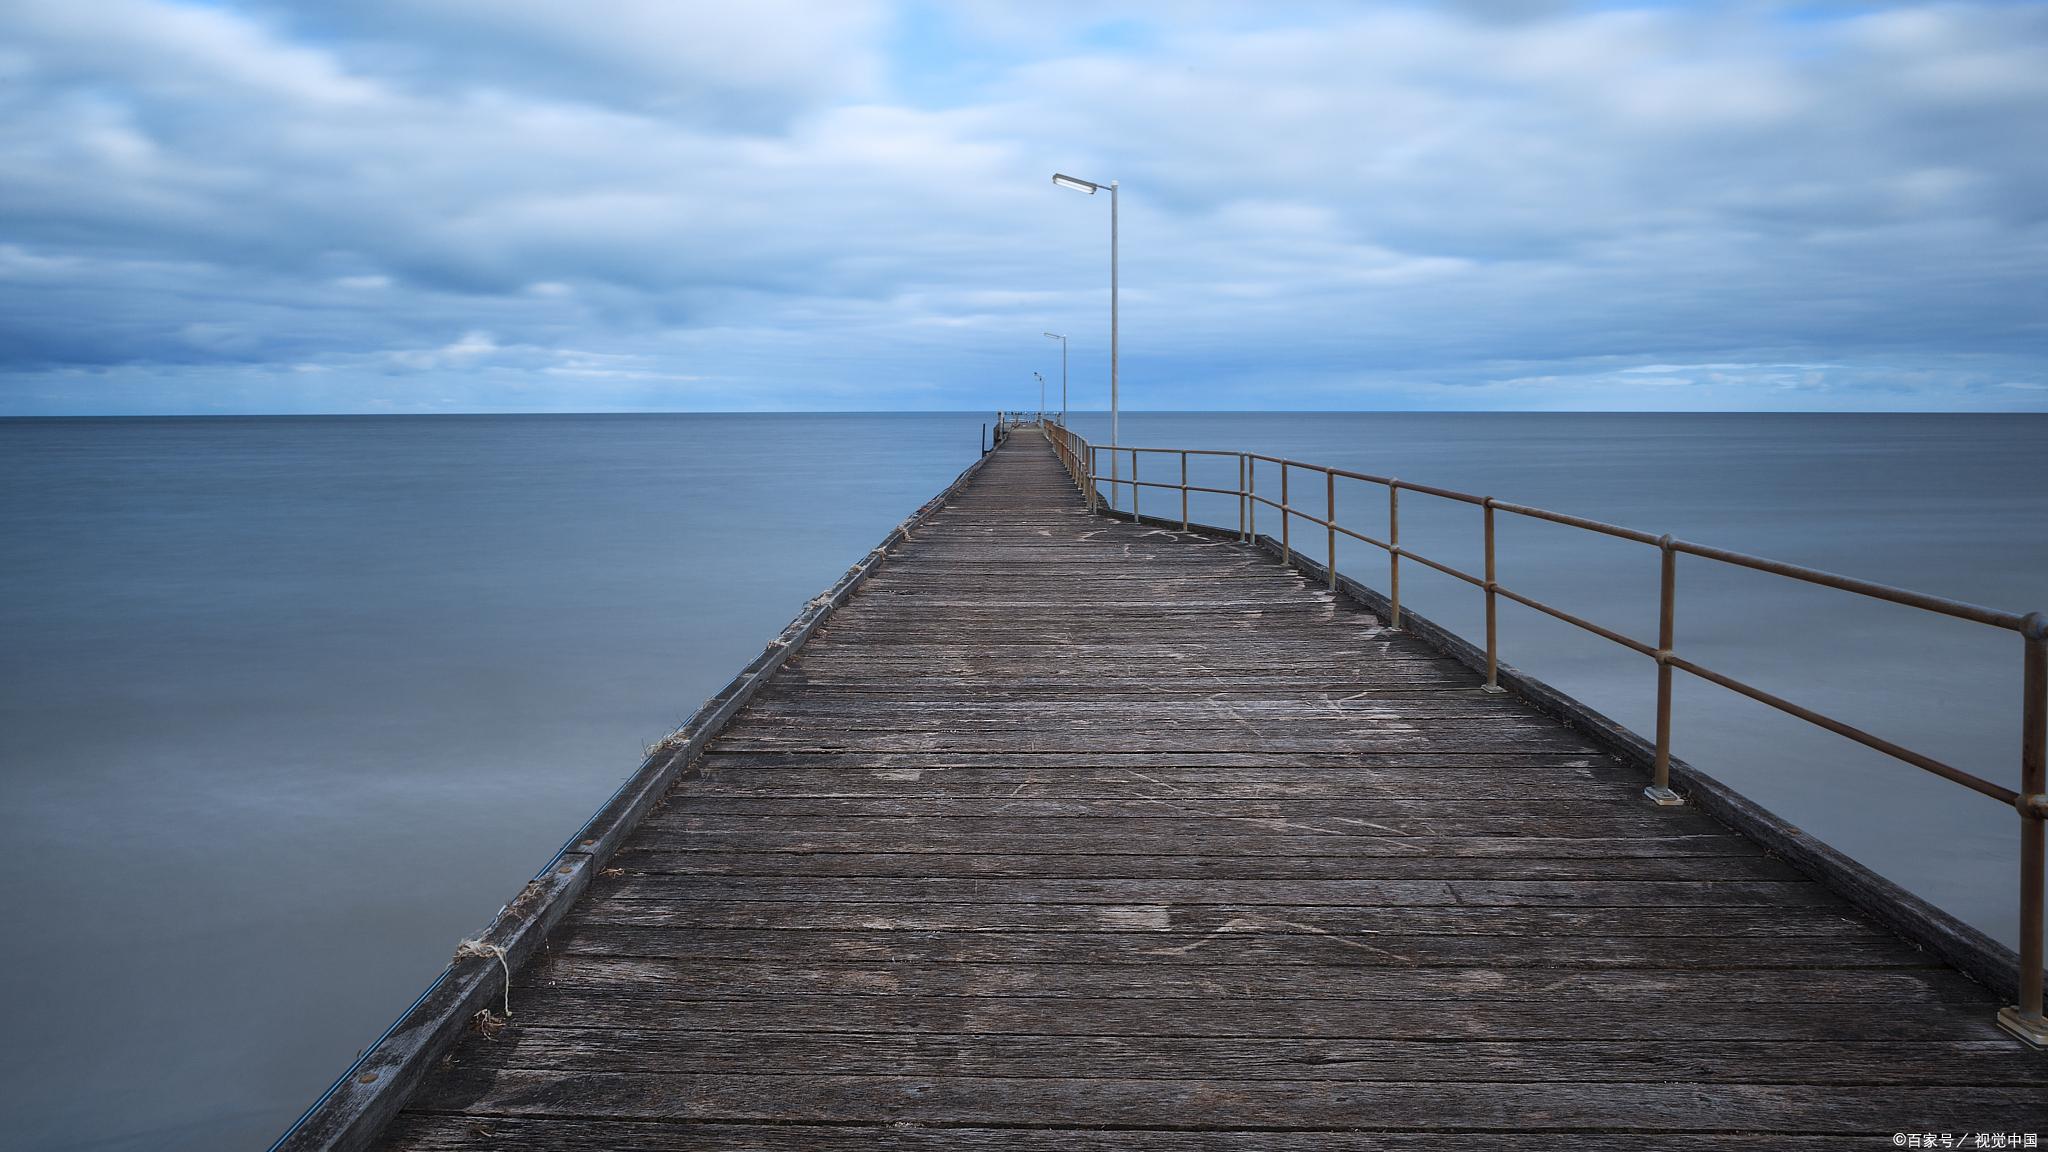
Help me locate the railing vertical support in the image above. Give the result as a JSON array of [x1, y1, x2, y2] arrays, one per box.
[[2000, 621, 2048, 1046], [1281, 464, 1291, 566], [1646, 536, 1684, 805], [1325, 470, 1337, 591], [1248, 458, 1257, 541], [1181, 450, 1190, 531], [1483, 498, 1502, 692], [1132, 450, 1140, 522], [1238, 455, 1247, 541], [1087, 446, 1098, 513], [1387, 482, 1402, 630]]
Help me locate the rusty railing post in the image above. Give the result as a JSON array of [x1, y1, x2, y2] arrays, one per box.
[[1238, 454, 1247, 541], [1483, 497, 1502, 692], [2000, 618, 2048, 1046], [1387, 482, 1401, 630], [1646, 535, 1684, 805], [1181, 450, 1190, 531], [1325, 469, 1337, 591], [1281, 463, 1291, 566]]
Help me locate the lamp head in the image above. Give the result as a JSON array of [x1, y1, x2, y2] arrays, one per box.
[[1051, 173, 1100, 194]]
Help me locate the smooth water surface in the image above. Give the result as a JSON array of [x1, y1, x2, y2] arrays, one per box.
[[2, 411, 2044, 1149]]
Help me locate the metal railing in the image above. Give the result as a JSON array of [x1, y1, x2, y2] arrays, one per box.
[[1016, 415, 2048, 1045]]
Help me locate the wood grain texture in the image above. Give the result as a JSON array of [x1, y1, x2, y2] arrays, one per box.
[[376, 429, 2048, 1149]]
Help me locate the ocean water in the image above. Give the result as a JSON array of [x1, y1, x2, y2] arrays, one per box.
[[1, 411, 2043, 1150]]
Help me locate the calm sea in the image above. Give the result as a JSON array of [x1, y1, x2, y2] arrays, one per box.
[[2, 411, 2043, 1150]]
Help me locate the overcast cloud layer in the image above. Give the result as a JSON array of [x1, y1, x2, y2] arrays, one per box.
[[1, 0, 2044, 413]]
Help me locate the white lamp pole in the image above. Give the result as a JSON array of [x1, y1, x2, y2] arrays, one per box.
[[1042, 332, 1067, 425], [1034, 371, 1046, 418], [1052, 172, 1117, 485]]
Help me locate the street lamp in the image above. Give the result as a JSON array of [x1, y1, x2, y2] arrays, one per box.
[[1052, 171, 1117, 478], [1034, 371, 1046, 419], [1042, 332, 1067, 425]]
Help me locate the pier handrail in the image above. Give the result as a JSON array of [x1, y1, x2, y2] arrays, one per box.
[[1011, 414, 2048, 1044]]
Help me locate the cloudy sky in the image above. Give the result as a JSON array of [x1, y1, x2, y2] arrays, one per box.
[[1, 1, 2044, 414]]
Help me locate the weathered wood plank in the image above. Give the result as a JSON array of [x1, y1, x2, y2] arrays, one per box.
[[564, 899, 1889, 937], [422, 1027, 2048, 1085], [550, 924, 1932, 969], [461, 988, 2017, 1042], [659, 797, 1648, 818], [641, 811, 1743, 839], [403, 1068, 2048, 1130], [682, 764, 1645, 798], [606, 849, 1805, 881], [591, 874, 1840, 909], [621, 829, 1775, 858], [381, 1117, 1904, 1151], [707, 734, 1602, 753], [515, 953, 1977, 1006], [693, 749, 1623, 768]]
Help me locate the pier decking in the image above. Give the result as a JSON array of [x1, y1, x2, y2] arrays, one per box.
[[367, 430, 2045, 1147]]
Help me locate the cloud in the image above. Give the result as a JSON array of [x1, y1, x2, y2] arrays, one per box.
[[0, 1, 2045, 412], [252, 1, 887, 125], [388, 329, 504, 370], [6, 0, 379, 108]]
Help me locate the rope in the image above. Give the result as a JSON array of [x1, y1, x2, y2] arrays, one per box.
[[454, 938, 512, 1018]]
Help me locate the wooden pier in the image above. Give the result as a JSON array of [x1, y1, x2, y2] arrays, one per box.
[[291, 428, 2046, 1149]]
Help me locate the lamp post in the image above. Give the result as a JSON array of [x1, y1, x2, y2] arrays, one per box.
[[1034, 371, 1046, 420], [1043, 332, 1067, 425], [1052, 171, 1116, 490]]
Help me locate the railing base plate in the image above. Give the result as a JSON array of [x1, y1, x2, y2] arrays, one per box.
[[1480, 684, 1506, 694], [1998, 1006, 2048, 1048], [1643, 785, 1685, 806]]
